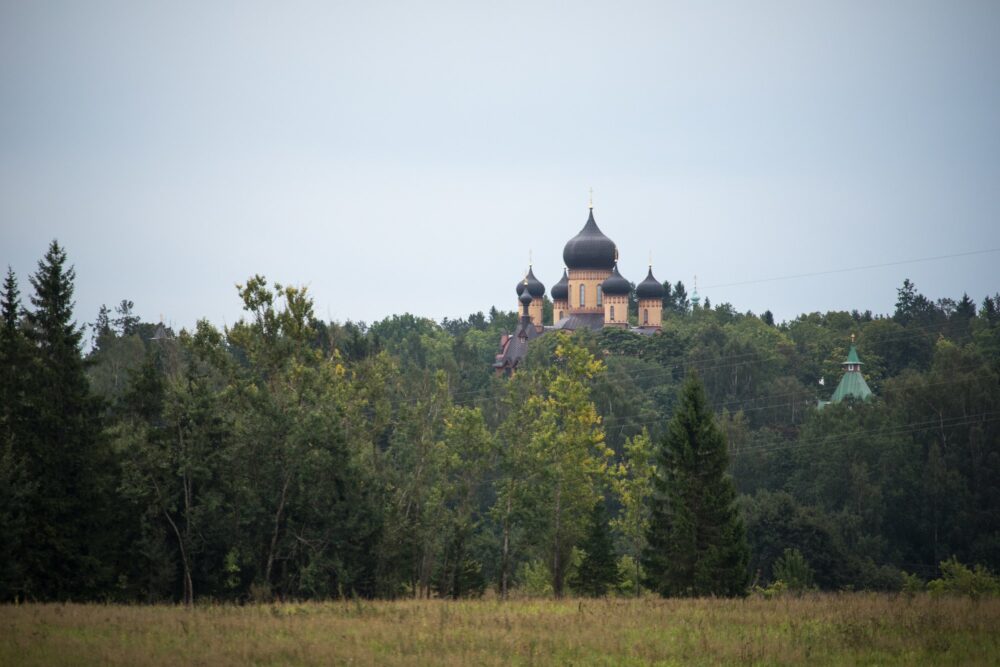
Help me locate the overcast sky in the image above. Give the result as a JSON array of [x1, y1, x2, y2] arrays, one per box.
[[2, 1, 998, 333]]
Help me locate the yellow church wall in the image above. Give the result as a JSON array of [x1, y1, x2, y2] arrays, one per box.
[[567, 269, 611, 315]]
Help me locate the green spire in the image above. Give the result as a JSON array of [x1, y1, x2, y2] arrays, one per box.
[[844, 345, 861, 365], [831, 334, 872, 403]]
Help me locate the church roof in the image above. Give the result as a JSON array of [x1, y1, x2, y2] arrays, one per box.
[[844, 344, 862, 365], [552, 313, 605, 331], [831, 342, 872, 402], [831, 370, 873, 403], [636, 267, 665, 299], [551, 269, 569, 301], [517, 266, 545, 298], [562, 209, 617, 270], [601, 264, 631, 295]]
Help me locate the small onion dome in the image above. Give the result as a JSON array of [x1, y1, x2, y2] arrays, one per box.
[[601, 264, 631, 296], [524, 267, 545, 298], [551, 268, 569, 301], [562, 209, 617, 270], [516, 267, 545, 297], [636, 267, 665, 300], [518, 288, 533, 306]]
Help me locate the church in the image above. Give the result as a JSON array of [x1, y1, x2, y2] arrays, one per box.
[[494, 201, 666, 374]]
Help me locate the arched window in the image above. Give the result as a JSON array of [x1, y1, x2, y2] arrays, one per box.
[[610, 305, 615, 321], [558, 310, 563, 321], [643, 308, 649, 324], [596, 285, 603, 307], [579, 284, 586, 307]]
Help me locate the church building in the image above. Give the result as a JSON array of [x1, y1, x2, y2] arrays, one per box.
[[818, 335, 874, 407], [493, 201, 666, 374]]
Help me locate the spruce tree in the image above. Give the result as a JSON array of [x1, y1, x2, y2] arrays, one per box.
[[1, 267, 30, 445], [22, 241, 112, 599], [642, 372, 749, 597], [571, 501, 620, 597], [0, 267, 35, 600]]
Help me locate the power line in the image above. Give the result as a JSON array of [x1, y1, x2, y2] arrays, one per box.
[[597, 368, 996, 430], [729, 412, 1000, 458], [704, 248, 1000, 291]]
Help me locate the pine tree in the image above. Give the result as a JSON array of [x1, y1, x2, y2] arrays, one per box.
[[571, 501, 620, 596], [642, 372, 749, 597]]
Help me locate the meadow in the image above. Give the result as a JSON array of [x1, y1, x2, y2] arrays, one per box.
[[2, 594, 998, 666]]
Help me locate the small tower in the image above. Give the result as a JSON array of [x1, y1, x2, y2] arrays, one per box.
[[636, 262, 665, 329], [830, 334, 873, 403], [551, 268, 569, 324], [515, 266, 545, 330], [690, 274, 701, 310], [517, 287, 533, 336], [600, 264, 631, 328]]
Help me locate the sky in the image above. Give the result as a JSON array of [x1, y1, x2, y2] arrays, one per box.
[[2, 1, 998, 334]]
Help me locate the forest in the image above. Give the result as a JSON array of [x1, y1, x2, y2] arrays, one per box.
[[1, 240, 999, 603]]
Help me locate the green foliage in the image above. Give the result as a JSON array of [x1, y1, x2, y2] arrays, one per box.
[[570, 502, 620, 597], [927, 558, 1000, 599], [12, 241, 117, 600], [901, 571, 925, 594], [643, 373, 750, 597], [611, 430, 654, 591], [771, 548, 815, 592], [516, 559, 554, 597], [740, 491, 852, 590], [4, 240, 1000, 604], [752, 579, 788, 599]]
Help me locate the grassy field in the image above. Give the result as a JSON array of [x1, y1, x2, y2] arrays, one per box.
[[2, 594, 998, 666]]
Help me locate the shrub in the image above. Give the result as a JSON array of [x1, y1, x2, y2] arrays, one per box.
[[927, 558, 1000, 599], [772, 548, 815, 593], [616, 555, 644, 597], [516, 560, 553, 597], [901, 571, 925, 594]]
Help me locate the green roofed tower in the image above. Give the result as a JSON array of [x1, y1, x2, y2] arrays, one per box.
[[830, 334, 873, 403]]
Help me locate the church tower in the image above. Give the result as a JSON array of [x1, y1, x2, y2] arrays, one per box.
[[830, 334, 873, 403], [563, 199, 617, 320], [601, 264, 631, 328], [636, 263, 665, 329], [551, 269, 569, 323], [515, 266, 545, 330]]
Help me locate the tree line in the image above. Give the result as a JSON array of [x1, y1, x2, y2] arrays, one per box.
[[1, 240, 998, 602]]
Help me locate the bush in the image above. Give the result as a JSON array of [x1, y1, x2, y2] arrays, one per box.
[[751, 579, 788, 599], [901, 571, 924, 594], [616, 555, 643, 597], [772, 548, 815, 593], [516, 560, 553, 597], [927, 558, 1000, 599]]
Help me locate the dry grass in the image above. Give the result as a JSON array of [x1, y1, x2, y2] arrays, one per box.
[[1, 594, 998, 666]]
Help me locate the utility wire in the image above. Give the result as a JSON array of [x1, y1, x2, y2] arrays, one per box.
[[703, 247, 1000, 290]]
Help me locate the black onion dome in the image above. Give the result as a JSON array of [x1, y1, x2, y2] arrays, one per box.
[[562, 209, 617, 270], [518, 288, 533, 305], [601, 264, 631, 296], [551, 269, 569, 301], [524, 267, 545, 298], [636, 267, 666, 299]]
